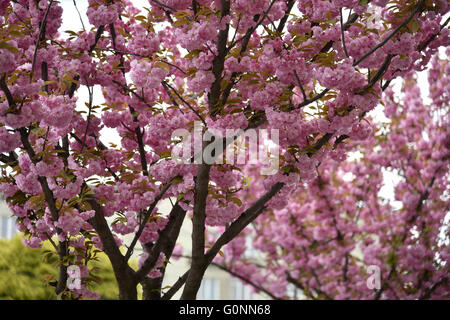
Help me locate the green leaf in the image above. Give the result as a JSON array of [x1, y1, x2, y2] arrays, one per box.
[[0, 41, 20, 54], [281, 165, 298, 174], [230, 197, 242, 207], [171, 176, 184, 183], [408, 19, 419, 33], [176, 193, 185, 202], [386, 251, 397, 268]]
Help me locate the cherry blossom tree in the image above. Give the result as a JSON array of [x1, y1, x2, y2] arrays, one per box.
[[0, 0, 448, 300], [215, 50, 449, 300]]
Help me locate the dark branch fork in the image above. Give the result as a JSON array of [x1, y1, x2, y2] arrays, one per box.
[[162, 81, 208, 127], [135, 203, 187, 284], [124, 177, 179, 262]]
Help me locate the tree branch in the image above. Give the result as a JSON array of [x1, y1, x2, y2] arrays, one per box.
[[162, 270, 190, 300], [293, 69, 307, 102], [340, 8, 350, 59], [135, 202, 186, 282], [124, 178, 178, 262], [72, 0, 86, 31], [18, 127, 68, 294], [208, 0, 231, 113], [31, 0, 55, 74], [276, 0, 295, 34], [67, 25, 105, 98], [86, 195, 137, 299], [212, 262, 283, 300], [353, 0, 425, 67], [419, 278, 448, 300], [0, 153, 18, 166], [162, 81, 207, 127], [204, 182, 284, 265], [181, 163, 211, 299]]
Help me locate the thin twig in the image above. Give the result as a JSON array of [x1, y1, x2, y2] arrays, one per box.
[[353, 0, 425, 66], [31, 0, 55, 75], [296, 88, 330, 109], [73, 0, 86, 31], [112, 80, 153, 108], [293, 69, 307, 102], [151, 0, 177, 12], [124, 178, 178, 262], [163, 81, 207, 127], [80, 79, 93, 153], [212, 262, 284, 300], [340, 8, 350, 59], [228, 0, 277, 50]]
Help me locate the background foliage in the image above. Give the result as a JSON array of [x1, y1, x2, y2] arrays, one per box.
[[0, 235, 118, 299]]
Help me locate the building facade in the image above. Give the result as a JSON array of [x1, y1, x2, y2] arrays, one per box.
[[0, 195, 17, 239]]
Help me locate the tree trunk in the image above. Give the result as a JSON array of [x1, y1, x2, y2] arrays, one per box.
[[180, 263, 207, 300], [117, 267, 138, 300], [141, 277, 163, 300]]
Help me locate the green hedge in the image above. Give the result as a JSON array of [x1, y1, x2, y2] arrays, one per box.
[[0, 235, 119, 300]]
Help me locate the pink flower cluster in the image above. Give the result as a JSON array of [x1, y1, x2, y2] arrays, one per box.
[[139, 216, 168, 244], [48, 176, 83, 200], [112, 212, 138, 235], [205, 198, 241, 226], [40, 96, 75, 129], [0, 182, 19, 198], [33, 157, 64, 177], [128, 26, 160, 57], [150, 0, 190, 11], [86, 1, 124, 27], [0, 127, 21, 153], [233, 0, 272, 16], [0, 41, 18, 74], [55, 209, 95, 236], [138, 252, 166, 279], [187, 70, 215, 93], [130, 59, 168, 89], [175, 15, 229, 51], [0, 0, 9, 15], [350, 120, 373, 141], [15, 172, 41, 195], [316, 60, 366, 91]]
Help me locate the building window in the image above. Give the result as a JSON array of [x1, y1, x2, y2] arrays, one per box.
[[231, 279, 255, 300], [0, 216, 17, 239], [197, 278, 220, 300], [244, 235, 258, 259]]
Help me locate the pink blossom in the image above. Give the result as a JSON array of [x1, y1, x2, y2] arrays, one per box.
[[0, 127, 21, 153], [187, 70, 215, 93], [86, 2, 123, 27], [23, 237, 42, 249]]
